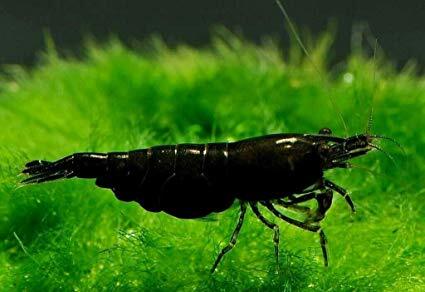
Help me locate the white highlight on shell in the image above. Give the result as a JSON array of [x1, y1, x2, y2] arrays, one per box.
[[91, 154, 107, 159], [188, 149, 201, 155], [276, 137, 298, 144]]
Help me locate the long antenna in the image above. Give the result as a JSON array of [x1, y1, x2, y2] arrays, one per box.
[[366, 38, 378, 134], [274, 0, 349, 137]]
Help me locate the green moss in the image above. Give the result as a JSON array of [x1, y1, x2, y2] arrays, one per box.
[[0, 31, 424, 291]]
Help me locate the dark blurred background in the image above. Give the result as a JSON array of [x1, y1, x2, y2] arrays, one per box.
[[1, 0, 424, 69]]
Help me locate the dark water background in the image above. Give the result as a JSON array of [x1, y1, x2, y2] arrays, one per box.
[[1, 0, 425, 69]]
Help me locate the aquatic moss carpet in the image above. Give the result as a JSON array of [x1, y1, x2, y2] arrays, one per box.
[[0, 33, 424, 291]]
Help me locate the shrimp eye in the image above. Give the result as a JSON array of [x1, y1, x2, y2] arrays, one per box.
[[319, 128, 332, 135]]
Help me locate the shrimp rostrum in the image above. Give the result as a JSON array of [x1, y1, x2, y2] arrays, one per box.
[[22, 128, 390, 272]]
